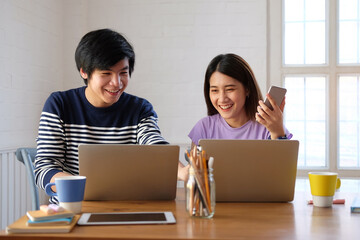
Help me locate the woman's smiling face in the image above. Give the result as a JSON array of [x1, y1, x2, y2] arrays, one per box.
[[209, 71, 249, 127]]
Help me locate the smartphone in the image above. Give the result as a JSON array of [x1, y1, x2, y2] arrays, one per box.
[[264, 86, 287, 110], [77, 212, 176, 225]]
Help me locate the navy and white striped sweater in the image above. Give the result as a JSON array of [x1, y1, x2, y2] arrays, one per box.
[[34, 86, 167, 203]]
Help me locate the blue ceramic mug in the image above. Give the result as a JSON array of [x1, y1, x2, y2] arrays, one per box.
[[45, 176, 86, 213]]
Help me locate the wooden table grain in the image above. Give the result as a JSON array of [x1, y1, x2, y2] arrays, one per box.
[[1, 179, 360, 240]]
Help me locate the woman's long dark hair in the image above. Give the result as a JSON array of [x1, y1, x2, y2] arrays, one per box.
[[204, 54, 263, 120]]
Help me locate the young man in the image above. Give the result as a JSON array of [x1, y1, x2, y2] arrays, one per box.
[[34, 29, 169, 204]]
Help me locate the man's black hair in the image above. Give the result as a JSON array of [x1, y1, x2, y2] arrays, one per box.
[[75, 29, 135, 85]]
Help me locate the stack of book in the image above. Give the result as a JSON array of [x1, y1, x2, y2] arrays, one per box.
[[26, 208, 75, 226], [6, 206, 78, 234]]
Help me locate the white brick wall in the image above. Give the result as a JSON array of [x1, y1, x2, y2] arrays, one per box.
[[0, 0, 64, 149], [0, 0, 268, 150]]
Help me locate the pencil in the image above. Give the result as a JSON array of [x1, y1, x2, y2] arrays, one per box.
[[202, 150, 211, 213], [186, 171, 195, 215]]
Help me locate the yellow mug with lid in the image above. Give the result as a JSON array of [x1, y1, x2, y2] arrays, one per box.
[[308, 172, 341, 207]]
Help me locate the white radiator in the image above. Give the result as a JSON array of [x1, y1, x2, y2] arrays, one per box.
[[0, 149, 32, 231]]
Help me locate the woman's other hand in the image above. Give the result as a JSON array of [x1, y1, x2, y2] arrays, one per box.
[[178, 162, 190, 182]]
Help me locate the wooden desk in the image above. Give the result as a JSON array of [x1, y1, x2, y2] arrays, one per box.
[[1, 179, 360, 240]]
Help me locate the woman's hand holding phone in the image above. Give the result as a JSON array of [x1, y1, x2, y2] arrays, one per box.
[[255, 86, 286, 139]]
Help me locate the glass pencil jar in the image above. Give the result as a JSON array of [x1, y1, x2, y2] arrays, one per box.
[[186, 166, 215, 218]]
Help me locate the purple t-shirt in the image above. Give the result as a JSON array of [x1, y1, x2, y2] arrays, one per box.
[[188, 114, 292, 145]]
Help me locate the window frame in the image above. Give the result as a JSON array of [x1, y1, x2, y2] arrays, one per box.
[[337, 0, 360, 66], [337, 73, 360, 169], [282, 0, 330, 66], [283, 73, 330, 169], [268, 0, 360, 177]]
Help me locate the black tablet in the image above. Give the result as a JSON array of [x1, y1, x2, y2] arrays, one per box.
[[77, 212, 176, 225]]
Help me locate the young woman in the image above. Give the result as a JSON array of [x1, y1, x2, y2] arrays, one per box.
[[188, 53, 292, 146], [175, 54, 293, 181]]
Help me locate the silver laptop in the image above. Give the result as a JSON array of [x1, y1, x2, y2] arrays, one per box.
[[78, 144, 179, 201], [198, 139, 299, 202]]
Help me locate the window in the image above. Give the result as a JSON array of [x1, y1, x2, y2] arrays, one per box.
[[338, 75, 360, 168], [270, 0, 360, 177], [338, 0, 360, 64], [284, 0, 327, 65], [284, 76, 327, 168]]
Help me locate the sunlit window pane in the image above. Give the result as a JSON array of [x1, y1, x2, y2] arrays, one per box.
[[305, 0, 325, 20], [338, 0, 360, 64], [284, 76, 327, 168], [339, 22, 359, 63], [305, 22, 326, 64], [284, 23, 304, 64], [284, 0, 327, 65], [284, 0, 304, 22], [339, 0, 358, 19], [285, 0, 304, 21], [338, 75, 360, 168]]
